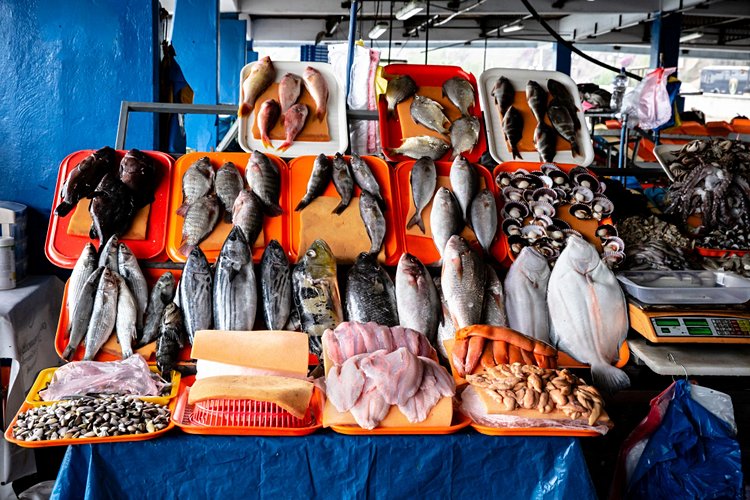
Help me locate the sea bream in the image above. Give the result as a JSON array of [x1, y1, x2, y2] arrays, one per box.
[[406, 157, 437, 233], [331, 153, 353, 215], [239, 56, 275, 117], [140, 272, 176, 346], [410, 95, 449, 135], [346, 252, 399, 327], [180, 247, 213, 344], [503, 246, 550, 342], [429, 187, 463, 260], [385, 75, 417, 115], [295, 153, 332, 211], [68, 243, 97, 326], [179, 195, 221, 256], [260, 240, 292, 330], [350, 154, 383, 203], [279, 103, 308, 152], [395, 253, 440, 343], [55, 146, 116, 217], [62, 267, 104, 360], [449, 155, 478, 226], [442, 76, 475, 116], [213, 226, 257, 331], [390, 136, 450, 161], [245, 150, 283, 217], [278, 73, 303, 116], [450, 116, 480, 158], [441, 235, 485, 330], [547, 235, 630, 392], [303, 66, 329, 121], [177, 157, 214, 217], [83, 267, 119, 360], [257, 99, 281, 149], [214, 161, 244, 222]]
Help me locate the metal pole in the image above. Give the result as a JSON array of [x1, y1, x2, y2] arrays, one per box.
[[619, 113, 629, 169], [387, 0, 393, 64], [424, 0, 430, 65], [346, 0, 358, 98]]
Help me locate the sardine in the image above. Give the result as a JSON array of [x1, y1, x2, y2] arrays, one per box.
[[63, 267, 104, 360], [239, 55, 275, 117], [180, 195, 220, 256], [245, 150, 283, 217], [350, 154, 383, 203], [449, 155, 478, 225], [450, 116, 480, 158], [434, 277, 455, 359], [504, 246, 550, 342], [113, 272, 136, 359], [331, 153, 353, 215], [385, 75, 417, 115], [83, 267, 119, 360], [68, 243, 98, 327], [502, 105, 524, 160], [526, 80, 548, 124], [156, 303, 185, 382], [119, 149, 157, 208], [469, 189, 497, 254], [547, 79, 581, 130], [406, 157, 437, 233], [292, 240, 342, 356], [140, 272, 176, 346], [89, 172, 136, 243], [303, 66, 329, 121], [177, 157, 214, 217], [279, 73, 303, 116], [278, 103, 308, 152], [491, 76, 515, 118], [359, 191, 386, 256], [410, 95, 449, 134], [548, 100, 581, 158], [180, 247, 213, 344], [534, 122, 557, 163], [346, 252, 398, 326], [390, 136, 450, 160], [295, 153, 332, 211], [482, 265, 507, 327], [117, 243, 148, 331], [260, 240, 292, 330], [258, 99, 281, 149], [215, 162, 244, 222], [548, 236, 630, 392], [98, 235, 119, 272], [430, 187, 463, 260], [55, 146, 116, 217], [441, 235, 485, 329], [232, 189, 264, 246], [214, 226, 257, 331], [395, 253, 440, 343], [442, 76, 475, 116]]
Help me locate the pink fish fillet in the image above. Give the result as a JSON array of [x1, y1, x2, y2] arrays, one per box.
[[322, 328, 345, 365], [398, 357, 455, 423], [278, 103, 308, 152], [360, 348, 423, 406], [349, 374, 390, 430], [325, 356, 366, 412]]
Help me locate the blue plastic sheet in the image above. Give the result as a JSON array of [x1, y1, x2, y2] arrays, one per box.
[[52, 432, 596, 500]]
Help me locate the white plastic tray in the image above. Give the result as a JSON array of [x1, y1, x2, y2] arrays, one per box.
[[653, 144, 682, 181], [478, 68, 594, 166], [237, 61, 348, 157], [617, 270, 750, 305]]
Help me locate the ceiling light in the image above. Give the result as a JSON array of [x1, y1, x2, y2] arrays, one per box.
[[503, 23, 524, 33], [679, 32, 704, 43], [396, 1, 425, 21], [368, 21, 389, 39]]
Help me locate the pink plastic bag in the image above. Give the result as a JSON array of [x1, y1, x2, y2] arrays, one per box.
[[621, 67, 676, 130]]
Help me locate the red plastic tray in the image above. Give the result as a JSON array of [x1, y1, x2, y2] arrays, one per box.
[[695, 246, 749, 258], [46, 150, 174, 268], [378, 64, 487, 164]]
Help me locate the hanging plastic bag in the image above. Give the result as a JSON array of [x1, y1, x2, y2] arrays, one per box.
[[620, 67, 676, 130]]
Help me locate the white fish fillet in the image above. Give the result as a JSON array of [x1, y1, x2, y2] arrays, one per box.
[[548, 236, 630, 392], [503, 247, 551, 341]]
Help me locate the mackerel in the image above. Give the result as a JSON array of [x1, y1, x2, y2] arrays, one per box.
[[83, 267, 119, 360]]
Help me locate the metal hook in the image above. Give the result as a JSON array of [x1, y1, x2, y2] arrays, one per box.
[[667, 352, 688, 381]]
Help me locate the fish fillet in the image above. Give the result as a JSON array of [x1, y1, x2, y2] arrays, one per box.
[[359, 348, 423, 406], [325, 355, 366, 412], [349, 375, 390, 430], [504, 247, 551, 342]]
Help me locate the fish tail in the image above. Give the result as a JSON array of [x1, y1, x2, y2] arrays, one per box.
[[178, 241, 194, 257], [121, 347, 133, 359], [316, 109, 326, 121], [278, 140, 292, 152], [55, 201, 74, 217], [238, 103, 251, 117], [406, 213, 425, 233], [511, 145, 522, 160], [332, 201, 348, 215], [261, 134, 273, 149], [294, 197, 310, 212], [176, 203, 189, 217], [591, 362, 630, 393], [265, 202, 283, 217], [571, 141, 581, 158]]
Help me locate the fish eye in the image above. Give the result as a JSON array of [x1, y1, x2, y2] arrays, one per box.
[[307, 249, 317, 258]]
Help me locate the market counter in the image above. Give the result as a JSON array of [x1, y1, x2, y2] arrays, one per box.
[[51, 432, 596, 499]]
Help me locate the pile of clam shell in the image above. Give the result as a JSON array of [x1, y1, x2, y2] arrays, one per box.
[[495, 164, 623, 266]]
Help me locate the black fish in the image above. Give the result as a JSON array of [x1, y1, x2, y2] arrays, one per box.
[[119, 149, 158, 208], [346, 252, 399, 326], [55, 146, 116, 217], [547, 79, 581, 131], [502, 105, 524, 160], [156, 303, 185, 382], [534, 122, 557, 163], [89, 172, 136, 243], [526, 80, 548, 124], [548, 99, 580, 158], [295, 154, 332, 212], [491, 76, 515, 118]]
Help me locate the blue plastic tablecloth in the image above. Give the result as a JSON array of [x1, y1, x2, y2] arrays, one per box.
[[51, 431, 596, 499]]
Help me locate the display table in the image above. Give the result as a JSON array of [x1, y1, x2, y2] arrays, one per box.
[[0, 276, 63, 484], [51, 432, 595, 499], [629, 338, 750, 376]]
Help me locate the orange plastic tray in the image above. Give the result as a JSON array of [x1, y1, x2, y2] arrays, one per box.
[[288, 155, 401, 265], [393, 160, 505, 266], [558, 342, 630, 369], [4, 398, 176, 448], [470, 422, 602, 437], [165, 152, 290, 263], [55, 267, 193, 363], [46, 150, 174, 269], [329, 412, 471, 436], [378, 64, 487, 164], [695, 246, 749, 258]]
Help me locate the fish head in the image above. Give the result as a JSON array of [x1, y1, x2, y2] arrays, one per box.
[[515, 246, 550, 282], [303, 66, 319, 78], [561, 235, 601, 275], [187, 246, 209, 269], [117, 242, 134, 262], [304, 239, 336, 277], [220, 226, 250, 262], [451, 154, 470, 171], [398, 253, 426, 285]]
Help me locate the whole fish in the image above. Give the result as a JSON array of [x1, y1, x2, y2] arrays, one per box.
[[83, 267, 119, 360], [442, 76, 475, 116], [98, 235, 119, 272], [63, 267, 104, 360], [239, 55, 275, 117], [434, 277, 455, 359], [491, 76, 515, 118], [245, 150, 283, 216], [502, 105, 524, 160], [215, 162, 244, 222], [410, 95, 449, 134], [232, 189, 264, 246], [534, 122, 557, 163], [395, 253, 440, 343], [450, 116, 480, 158], [119, 149, 157, 208], [469, 189, 497, 254], [449, 155, 478, 225], [113, 272, 136, 359], [156, 303, 185, 382], [180, 247, 213, 344], [526, 80, 548, 124], [278, 103, 308, 152], [279, 73, 303, 116], [68, 243, 98, 327], [260, 240, 292, 330], [504, 246, 551, 342], [548, 235, 630, 392], [55, 146, 116, 217], [295, 153, 332, 211], [390, 136, 450, 160], [118, 243, 148, 331], [482, 265, 507, 327], [547, 79, 581, 130], [177, 157, 214, 217], [303, 66, 329, 121], [430, 187, 462, 260], [214, 226, 257, 331], [140, 272, 176, 346], [89, 172, 136, 243], [548, 100, 581, 158], [292, 240, 342, 356], [258, 99, 281, 149], [179, 194, 220, 256], [441, 235, 485, 329], [331, 153, 353, 215], [406, 157, 437, 233], [385, 75, 417, 115], [346, 252, 398, 326], [350, 154, 382, 203], [359, 191, 386, 256]]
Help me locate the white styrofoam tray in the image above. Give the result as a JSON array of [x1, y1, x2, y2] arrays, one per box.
[[478, 68, 594, 166], [653, 144, 682, 181], [237, 61, 348, 157]]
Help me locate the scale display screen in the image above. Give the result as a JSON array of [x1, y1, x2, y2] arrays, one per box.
[[650, 316, 750, 338]]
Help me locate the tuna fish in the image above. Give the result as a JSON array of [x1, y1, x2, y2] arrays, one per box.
[[406, 157, 437, 233], [260, 240, 292, 330], [180, 247, 213, 344], [395, 253, 440, 343], [214, 226, 257, 331], [504, 246, 550, 342], [346, 252, 398, 326]]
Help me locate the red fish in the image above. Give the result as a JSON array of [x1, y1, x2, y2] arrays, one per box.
[[278, 103, 308, 152], [257, 99, 280, 149]]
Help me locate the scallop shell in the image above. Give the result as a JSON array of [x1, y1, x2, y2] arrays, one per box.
[[502, 201, 529, 220], [591, 195, 614, 217], [502, 218, 522, 236], [549, 171, 570, 187], [569, 166, 591, 179], [536, 243, 560, 260], [563, 228, 583, 239], [602, 236, 625, 253], [512, 169, 531, 177], [495, 172, 513, 188], [521, 224, 547, 243], [531, 215, 554, 228], [551, 218, 571, 230], [511, 175, 542, 190], [530, 171, 545, 177], [523, 189, 536, 203], [532, 187, 558, 204], [502, 186, 525, 203], [539, 175, 554, 188], [529, 201, 556, 217], [602, 250, 626, 267], [540, 163, 563, 175], [575, 173, 600, 192], [508, 234, 527, 255], [595, 224, 618, 239], [570, 186, 594, 204], [569, 203, 594, 220], [553, 188, 569, 203], [545, 225, 565, 241]]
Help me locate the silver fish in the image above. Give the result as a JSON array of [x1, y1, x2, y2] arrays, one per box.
[[406, 157, 436, 233], [395, 253, 440, 343], [331, 153, 353, 215], [526, 80, 548, 124], [303, 66, 329, 121], [214, 226, 257, 331], [215, 162, 244, 222], [346, 252, 398, 326], [548, 100, 580, 158], [180, 247, 213, 344], [239, 55, 275, 117], [98, 235, 119, 272], [481, 265, 507, 327], [246, 151, 283, 217], [504, 246, 550, 342], [279, 73, 303, 116], [177, 157, 214, 216], [68, 243, 97, 327], [534, 122, 557, 163], [359, 191, 386, 256], [113, 272, 136, 359], [117, 243, 148, 331], [63, 267, 104, 360], [410, 95, 449, 134], [83, 267, 119, 360], [441, 235, 485, 329], [179, 194, 220, 256], [502, 105, 524, 160], [157, 303, 185, 382], [469, 189, 497, 254], [232, 189, 264, 246], [434, 276, 455, 359], [140, 272, 176, 346], [548, 235, 630, 392], [385, 75, 417, 115], [430, 187, 463, 260], [450, 116, 480, 158], [350, 154, 383, 203], [449, 155, 478, 226], [295, 153, 332, 211], [491, 76, 515, 118], [260, 240, 292, 330], [442, 76, 475, 116], [390, 136, 450, 160]]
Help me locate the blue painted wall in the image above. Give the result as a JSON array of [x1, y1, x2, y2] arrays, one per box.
[[219, 17, 246, 104]]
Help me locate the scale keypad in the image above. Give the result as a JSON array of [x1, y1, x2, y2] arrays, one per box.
[[651, 317, 750, 337]]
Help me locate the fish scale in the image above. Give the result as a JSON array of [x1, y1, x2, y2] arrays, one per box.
[[441, 235, 485, 329]]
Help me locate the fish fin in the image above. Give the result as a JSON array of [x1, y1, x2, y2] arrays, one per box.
[[55, 201, 74, 217], [511, 146, 522, 160], [591, 362, 630, 393], [176, 203, 189, 217], [261, 135, 273, 149], [222, 211, 232, 223], [265, 203, 283, 217], [332, 201, 348, 215], [278, 140, 292, 152], [316, 109, 326, 121], [294, 197, 309, 212], [406, 213, 424, 233], [571, 141, 581, 158], [178, 241, 194, 257], [238, 103, 251, 117]]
